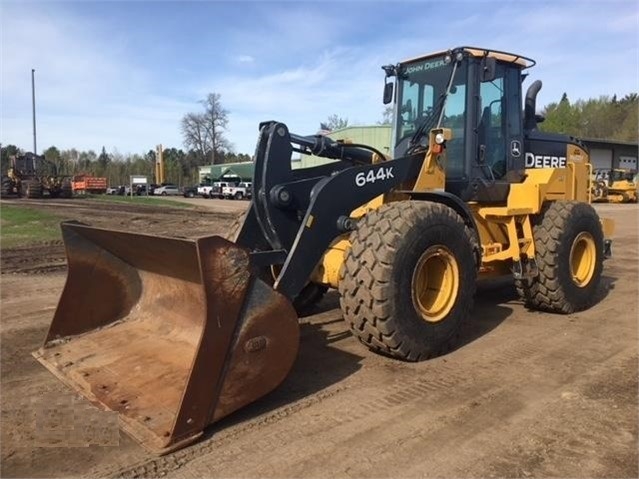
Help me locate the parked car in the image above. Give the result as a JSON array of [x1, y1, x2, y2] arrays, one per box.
[[223, 182, 252, 200], [183, 185, 198, 198], [153, 185, 180, 196], [106, 186, 119, 195]]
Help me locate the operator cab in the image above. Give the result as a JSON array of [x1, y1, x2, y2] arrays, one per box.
[[384, 47, 536, 203]]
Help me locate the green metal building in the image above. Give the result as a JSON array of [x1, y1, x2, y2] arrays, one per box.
[[198, 162, 255, 184], [294, 125, 392, 169], [198, 125, 393, 182]]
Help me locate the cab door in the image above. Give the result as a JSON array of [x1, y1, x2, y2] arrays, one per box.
[[475, 62, 524, 180]]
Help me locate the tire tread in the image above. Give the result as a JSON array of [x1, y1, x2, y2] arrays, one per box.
[[339, 201, 477, 361]]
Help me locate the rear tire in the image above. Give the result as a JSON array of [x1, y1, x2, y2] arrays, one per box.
[[60, 179, 73, 198], [515, 201, 604, 314], [234, 192, 244, 200], [339, 201, 478, 361]]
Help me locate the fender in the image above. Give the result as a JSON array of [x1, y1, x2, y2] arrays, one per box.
[[399, 190, 482, 268]]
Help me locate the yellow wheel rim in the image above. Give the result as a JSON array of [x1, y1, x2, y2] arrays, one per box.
[[570, 232, 596, 287], [411, 246, 459, 323]]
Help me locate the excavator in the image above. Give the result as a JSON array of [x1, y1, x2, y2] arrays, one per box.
[[34, 47, 614, 454]]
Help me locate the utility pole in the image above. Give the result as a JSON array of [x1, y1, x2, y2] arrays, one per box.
[[155, 144, 165, 184], [31, 69, 37, 154]]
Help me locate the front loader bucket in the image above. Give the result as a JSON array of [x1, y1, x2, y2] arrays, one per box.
[[33, 222, 299, 454]]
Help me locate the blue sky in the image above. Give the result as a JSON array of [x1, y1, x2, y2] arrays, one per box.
[[1, 0, 637, 156]]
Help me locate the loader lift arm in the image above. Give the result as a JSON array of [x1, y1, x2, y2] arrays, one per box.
[[237, 121, 423, 299]]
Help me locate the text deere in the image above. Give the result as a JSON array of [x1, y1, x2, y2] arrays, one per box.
[[525, 152, 567, 168]]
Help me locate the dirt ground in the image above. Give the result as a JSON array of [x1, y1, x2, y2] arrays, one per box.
[[1, 198, 637, 478]]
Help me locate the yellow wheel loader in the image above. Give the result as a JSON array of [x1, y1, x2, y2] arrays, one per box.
[[591, 168, 638, 203], [34, 46, 614, 454]]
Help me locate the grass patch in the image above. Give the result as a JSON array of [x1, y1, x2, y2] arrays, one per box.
[[83, 194, 193, 208], [0, 205, 62, 249]]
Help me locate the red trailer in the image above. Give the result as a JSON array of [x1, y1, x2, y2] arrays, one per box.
[[72, 175, 108, 194]]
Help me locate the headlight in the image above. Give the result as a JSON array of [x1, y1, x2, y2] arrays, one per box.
[[435, 133, 446, 145]]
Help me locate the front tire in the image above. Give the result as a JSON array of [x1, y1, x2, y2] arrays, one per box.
[[339, 201, 478, 361], [516, 201, 604, 314], [23, 180, 43, 199], [1, 176, 13, 197]]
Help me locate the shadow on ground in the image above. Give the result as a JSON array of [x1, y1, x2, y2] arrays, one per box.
[[204, 292, 362, 437]]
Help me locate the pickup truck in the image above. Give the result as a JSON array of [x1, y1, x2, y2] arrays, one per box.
[[222, 182, 252, 200], [197, 184, 213, 198], [208, 181, 235, 199]]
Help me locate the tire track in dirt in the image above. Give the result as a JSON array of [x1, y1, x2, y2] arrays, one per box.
[[2, 259, 632, 479], [464, 354, 638, 479], [171, 328, 634, 479], [1, 203, 635, 478], [105, 300, 606, 478], [1, 242, 67, 275], [105, 273, 636, 479]]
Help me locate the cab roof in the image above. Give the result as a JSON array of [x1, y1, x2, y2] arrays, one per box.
[[401, 46, 535, 69]]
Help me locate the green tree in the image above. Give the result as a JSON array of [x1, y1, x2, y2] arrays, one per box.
[[541, 92, 638, 142], [43, 146, 65, 174], [43, 145, 60, 162], [78, 150, 97, 172], [541, 92, 578, 135], [98, 147, 111, 169], [617, 93, 639, 142], [60, 148, 81, 175]]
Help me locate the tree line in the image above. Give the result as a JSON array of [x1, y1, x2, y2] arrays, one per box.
[[2, 91, 636, 187], [0, 143, 253, 187], [540, 93, 637, 142], [326, 93, 639, 141]]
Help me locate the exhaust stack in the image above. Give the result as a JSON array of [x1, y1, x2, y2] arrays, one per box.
[[524, 79, 543, 131]]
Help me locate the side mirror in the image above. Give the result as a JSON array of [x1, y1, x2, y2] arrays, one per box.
[[481, 56, 496, 82], [383, 82, 394, 105]]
